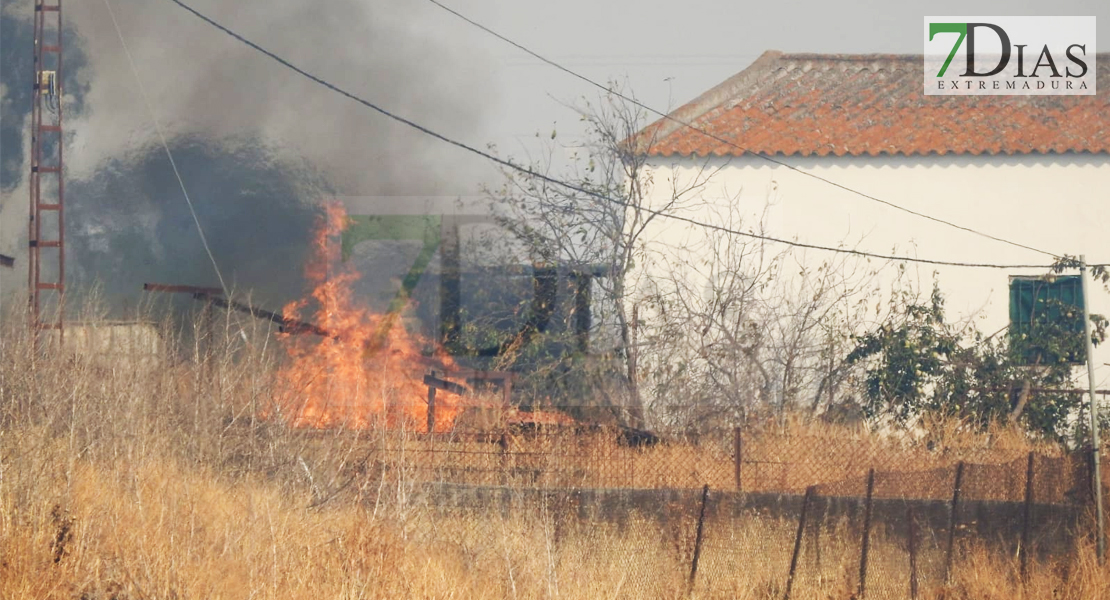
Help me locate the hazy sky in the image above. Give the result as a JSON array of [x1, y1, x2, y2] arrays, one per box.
[[4, 0, 1108, 195], [1, 0, 1107, 309], [440, 0, 1108, 173]]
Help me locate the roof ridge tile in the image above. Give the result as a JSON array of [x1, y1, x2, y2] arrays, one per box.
[[637, 50, 1109, 158]]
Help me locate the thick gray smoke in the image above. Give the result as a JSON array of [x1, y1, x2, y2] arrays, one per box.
[[0, 0, 495, 314]]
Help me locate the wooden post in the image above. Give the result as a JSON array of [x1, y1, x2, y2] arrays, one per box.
[[1021, 452, 1035, 582], [426, 383, 437, 434], [858, 468, 875, 599], [908, 506, 919, 600], [734, 427, 743, 492], [784, 486, 815, 600], [688, 484, 710, 594], [944, 461, 966, 584], [502, 375, 513, 407]]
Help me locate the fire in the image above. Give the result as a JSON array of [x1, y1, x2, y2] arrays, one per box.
[[271, 202, 462, 432]]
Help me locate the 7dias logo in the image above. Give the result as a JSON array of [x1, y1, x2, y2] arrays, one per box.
[[924, 17, 1096, 95]]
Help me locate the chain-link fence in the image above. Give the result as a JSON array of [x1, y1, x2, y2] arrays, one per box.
[[351, 428, 1106, 598]]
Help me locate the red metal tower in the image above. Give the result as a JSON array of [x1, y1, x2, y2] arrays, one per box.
[[28, 0, 65, 341]]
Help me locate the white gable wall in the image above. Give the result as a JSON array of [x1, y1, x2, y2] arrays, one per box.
[[636, 153, 1110, 391]]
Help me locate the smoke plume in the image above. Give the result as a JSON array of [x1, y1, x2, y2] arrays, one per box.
[[0, 0, 495, 314]]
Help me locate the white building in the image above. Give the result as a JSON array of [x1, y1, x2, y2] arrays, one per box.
[[631, 51, 1110, 403]]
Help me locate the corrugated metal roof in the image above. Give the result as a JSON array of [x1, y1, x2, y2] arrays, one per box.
[[639, 50, 1110, 158]]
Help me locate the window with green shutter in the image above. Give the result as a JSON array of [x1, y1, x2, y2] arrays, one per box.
[[1008, 275, 1085, 365]]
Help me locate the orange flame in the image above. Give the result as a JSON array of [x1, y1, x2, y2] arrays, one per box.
[[272, 202, 462, 432]]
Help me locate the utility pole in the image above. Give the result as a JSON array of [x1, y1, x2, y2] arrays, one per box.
[[1081, 255, 1105, 561], [28, 0, 66, 343]]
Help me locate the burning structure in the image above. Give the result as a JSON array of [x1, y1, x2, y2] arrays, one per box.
[[276, 203, 612, 432], [147, 202, 609, 434]]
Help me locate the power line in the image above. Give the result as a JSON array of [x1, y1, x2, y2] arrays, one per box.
[[163, 0, 1057, 271], [424, 0, 1060, 260], [103, 0, 231, 299]]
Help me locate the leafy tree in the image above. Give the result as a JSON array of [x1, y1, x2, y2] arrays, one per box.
[[846, 270, 1106, 442], [845, 283, 958, 425]]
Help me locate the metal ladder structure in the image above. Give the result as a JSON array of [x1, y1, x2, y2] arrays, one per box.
[[28, 0, 65, 342]]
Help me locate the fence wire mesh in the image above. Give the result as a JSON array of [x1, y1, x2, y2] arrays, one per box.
[[348, 427, 1106, 598]]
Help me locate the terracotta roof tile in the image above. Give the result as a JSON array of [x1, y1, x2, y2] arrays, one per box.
[[638, 51, 1110, 158]]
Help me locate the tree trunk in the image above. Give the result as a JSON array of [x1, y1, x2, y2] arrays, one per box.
[[626, 303, 644, 427]]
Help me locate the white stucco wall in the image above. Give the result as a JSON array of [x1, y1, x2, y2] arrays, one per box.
[[637, 152, 1110, 390]]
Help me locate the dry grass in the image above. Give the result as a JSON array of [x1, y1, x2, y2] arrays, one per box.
[[347, 415, 1079, 504], [1, 309, 1108, 599]]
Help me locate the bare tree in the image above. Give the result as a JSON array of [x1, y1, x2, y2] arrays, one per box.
[[484, 88, 721, 426], [639, 195, 887, 431], [483, 88, 891, 433]]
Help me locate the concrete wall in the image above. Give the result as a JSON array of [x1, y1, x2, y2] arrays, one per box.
[[61, 320, 163, 369], [634, 152, 1110, 389]]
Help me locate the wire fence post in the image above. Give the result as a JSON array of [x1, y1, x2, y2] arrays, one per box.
[[907, 506, 919, 600], [734, 427, 743, 492], [811, 506, 822, 573], [944, 461, 966, 584], [499, 432, 509, 487], [858, 468, 875, 599], [688, 484, 710, 595], [1021, 452, 1035, 582], [1081, 256, 1106, 562], [784, 486, 815, 600]]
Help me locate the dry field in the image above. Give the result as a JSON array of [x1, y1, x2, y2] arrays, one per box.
[[1, 315, 1108, 599]]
